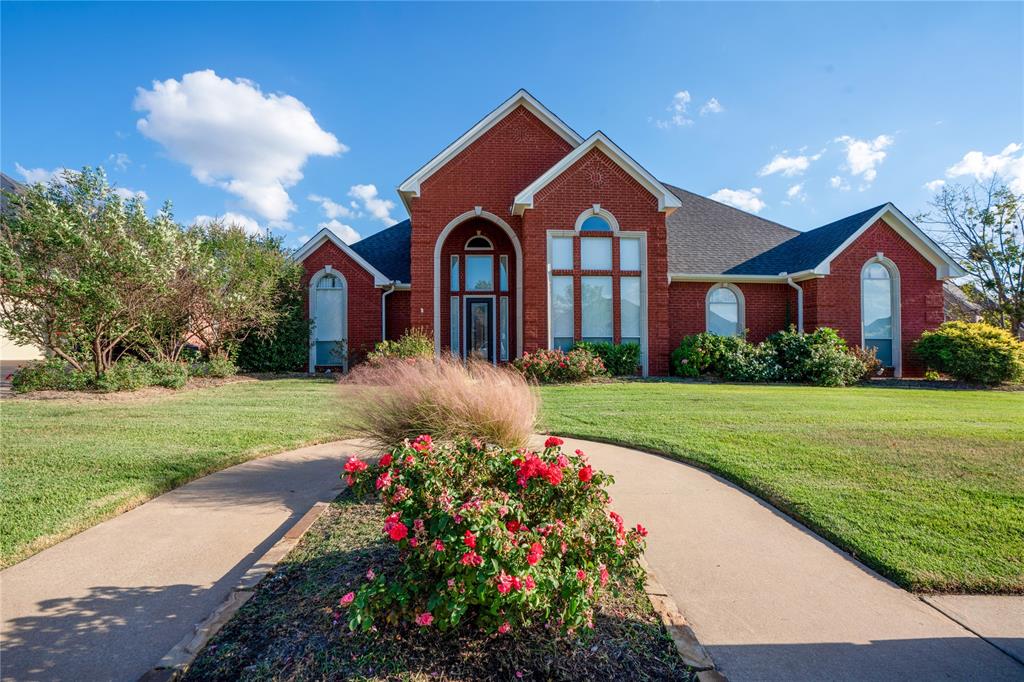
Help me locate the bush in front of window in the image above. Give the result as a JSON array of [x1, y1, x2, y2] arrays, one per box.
[[765, 327, 866, 387], [572, 341, 640, 377], [366, 328, 434, 367], [669, 332, 745, 378], [512, 348, 607, 384], [914, 321, 1024, 384]]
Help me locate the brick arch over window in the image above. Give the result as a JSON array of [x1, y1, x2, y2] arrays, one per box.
[[433, 210, 523, 358]]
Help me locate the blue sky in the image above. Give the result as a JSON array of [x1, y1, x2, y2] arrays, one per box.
[[3, 2, 1022, 247]]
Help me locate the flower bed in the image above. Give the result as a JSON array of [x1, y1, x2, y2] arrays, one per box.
[[342, 435, 647, 636], [511, 347, 607, 383]]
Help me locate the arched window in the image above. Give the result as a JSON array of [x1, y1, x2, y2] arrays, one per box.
[[706, 284, 744, 337], [465, 234, 493, 250], [861, 259, 899, 368], [579, 216, 611, 232], [310, 270, 347, 371]]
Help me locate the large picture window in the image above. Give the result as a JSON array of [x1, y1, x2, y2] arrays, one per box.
[[581, 276, 613, 343]]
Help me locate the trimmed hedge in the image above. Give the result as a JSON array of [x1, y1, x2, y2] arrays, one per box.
[[11, 356, 236, 393], [914, 321, 1024, 384], [573, 341, 640, 376]]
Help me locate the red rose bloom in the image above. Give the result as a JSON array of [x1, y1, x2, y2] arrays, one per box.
[[463, 530, 476, 548], [544, 436, 564, 449], [635, 523, 648, 537], [388, 522, 408, 541], [526, 542, 544, 566], [343, 456, 368, 474], [578, 466, 593, 483], [379, 453, 393, 467], [505, 520, 521, 533]]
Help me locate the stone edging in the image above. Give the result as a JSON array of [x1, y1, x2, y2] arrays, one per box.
[[138, 501, 332, 682], [638, 556, 728, 681]]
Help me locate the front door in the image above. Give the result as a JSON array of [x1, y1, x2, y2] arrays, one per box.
[[465, 298, 494, 363]]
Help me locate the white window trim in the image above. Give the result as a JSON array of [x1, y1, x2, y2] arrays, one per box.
[[433, 210, 523, 358], [705, 283, 745, 338], [574, 205, 620, 232], [308, 266, 348, 373], [860, 255, 902, 377], [545, 230, 649, 376], [464, 234, 494, 250]]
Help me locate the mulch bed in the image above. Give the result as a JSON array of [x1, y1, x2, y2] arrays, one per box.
[[184, 492, 693, 681]]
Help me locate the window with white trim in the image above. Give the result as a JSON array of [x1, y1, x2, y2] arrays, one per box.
[[862, 261, 895, 367], [706, 284, 743, 337], [550, 276, 574, 351]]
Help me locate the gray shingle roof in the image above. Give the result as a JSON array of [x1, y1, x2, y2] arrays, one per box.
[[725, 204, 886, 276], [664, 184, 799, 274], [349, 219, 412, 283]]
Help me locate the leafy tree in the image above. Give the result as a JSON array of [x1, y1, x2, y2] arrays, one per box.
[[236, 262, 310, 372], [0, 168, 177, 377], [188, 221, 295, 358], [919, 178, 1024, 336]]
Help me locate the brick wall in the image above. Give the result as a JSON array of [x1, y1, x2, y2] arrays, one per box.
[[805, 218, 944, 376], [385, 289, 411, 341], [668, 281, 797, 348], [300, 239, 383, 366]]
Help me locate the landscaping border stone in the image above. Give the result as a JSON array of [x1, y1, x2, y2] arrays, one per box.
[[140, 501, 332, 681], [638, 555, 725, 678]]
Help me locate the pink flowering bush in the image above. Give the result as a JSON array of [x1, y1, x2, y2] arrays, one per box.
[[342, 435, 646, 635], [511, 347, 606, 384]]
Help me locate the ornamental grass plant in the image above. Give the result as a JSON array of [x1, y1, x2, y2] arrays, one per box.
[[345, 355, 538, 450]]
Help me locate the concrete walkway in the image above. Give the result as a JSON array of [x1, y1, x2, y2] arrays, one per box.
[[552, 436, 1024, 682], [1, 440, 366, 682]]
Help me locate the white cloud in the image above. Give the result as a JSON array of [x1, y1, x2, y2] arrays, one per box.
[[108, 153, 131, 171], [710, 187, 765, 213], [134, 70, 346, 222], [759, 151, 822, 177], [308, 193, 358, 220], [319, 218, 360, 244], [923, 179, 946, 193], [829, 175, 850, 191], [699, 97, 724, 116], [786, 183, 805, 200], [297, 234, 311, 245], [194, 212, 264, 236], [656, 91, 693, 129], [113, 187, 148, 201], [348, 184, 395, 224], [14, 163, 68, 185], [944, 143, 1024, 193], [834, 134, 893, 184]]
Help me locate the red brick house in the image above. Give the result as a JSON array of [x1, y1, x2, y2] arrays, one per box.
[[293, 90, 965, 377]]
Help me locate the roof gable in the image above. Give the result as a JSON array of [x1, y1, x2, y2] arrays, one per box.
[[349, 220, 412, 283], [512, 132, 683, 215], [291, 228, 393, 285], [397, 90, 583, 208]]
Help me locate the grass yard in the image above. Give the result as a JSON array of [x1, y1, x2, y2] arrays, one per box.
[[539, 381, 1024, 594], [184, 491, 691, 681], [0, 378, 348, 567]]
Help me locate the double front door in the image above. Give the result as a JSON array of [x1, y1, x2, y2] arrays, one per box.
[[464, 297, 494, 363]]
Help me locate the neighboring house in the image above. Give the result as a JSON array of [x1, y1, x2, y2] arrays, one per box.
[[294, 90, 966, 377], [943, 281, 984, 323], [0, 172, 45, 366]]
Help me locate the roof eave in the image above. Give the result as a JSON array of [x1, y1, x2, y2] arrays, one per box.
[[291, 228, 392, 286]]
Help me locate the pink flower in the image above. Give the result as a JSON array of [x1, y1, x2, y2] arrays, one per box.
[[460, 551, 483, 567], [412, 434, 433, 452], [375, 471, 392, 490], [388, 522, 408, 541], [498, 621, 511, 634], [379, 453, 393, 467], [524, 575, 536, 590], [434, 539, 445, 552], [526, 542, 544, 566], [544, 436, 564, 449], [366, 568, 376, 580], [576, 569, 587, 581], [463, 530, 476, 548], [416, 612, 434, 627], [599, 565, 610, 587], [496, 571, 514, 594], [635, 523, 648, 537], [343, 456, 368, 474], [339, 592, 355, 606]]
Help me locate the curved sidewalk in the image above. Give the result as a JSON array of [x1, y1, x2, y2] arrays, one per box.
[[0, 439, 367, 682], [553, 436, 1024, 682]]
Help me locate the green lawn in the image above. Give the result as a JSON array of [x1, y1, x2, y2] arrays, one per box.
[[0, 378, 347, 567], [539, 381, 1024, 594]]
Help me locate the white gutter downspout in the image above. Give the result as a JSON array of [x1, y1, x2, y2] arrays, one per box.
[[784, 274, 804, 333], [381, 282, 398, 341]]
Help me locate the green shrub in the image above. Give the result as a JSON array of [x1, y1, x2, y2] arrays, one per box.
[[366, 328, 434, 366], [146, 361, 189, 389], [719, 341, 782, 383], [190, 356, 238, 379], [573, 341, 640, 376], [766, 327, 866, 387], [236, 270, 311, 372], [343, 436, 646, 635], [914, 321, 1024, 384], [670, 332, 744, 377], [850, 345, 884, 382], [512, 348, 606, 384], [94, 357, 154, 392], [10, 358, 91, 393]]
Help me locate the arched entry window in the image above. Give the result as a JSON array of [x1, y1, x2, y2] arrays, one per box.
[[861, 259, 900, 370], [706, 283, 744, 337], [310, 270, 347, 371]]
